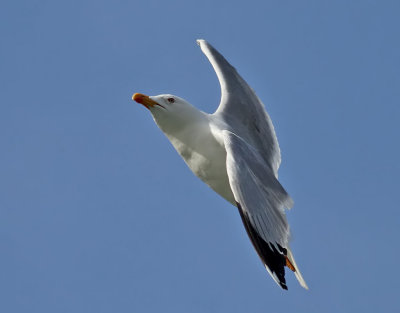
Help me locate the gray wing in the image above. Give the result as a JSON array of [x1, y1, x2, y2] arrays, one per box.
[[197, 39, 281, 176], [223, 130, 293, 289]]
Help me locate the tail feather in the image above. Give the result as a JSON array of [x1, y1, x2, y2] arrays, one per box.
[[287, 248, 309, 290], [237, 201, 308, 290]]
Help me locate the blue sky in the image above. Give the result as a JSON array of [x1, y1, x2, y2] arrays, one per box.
[[1, 0, 400, 312]]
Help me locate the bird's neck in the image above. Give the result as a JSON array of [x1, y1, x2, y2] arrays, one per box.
[[153, 106, 209, 139], [153, 107, 217, 164]]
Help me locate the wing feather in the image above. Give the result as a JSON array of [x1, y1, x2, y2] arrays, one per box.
[[223, 131, 293, 289], [197, 40, 308, 290], [197, 39, 281, 176]]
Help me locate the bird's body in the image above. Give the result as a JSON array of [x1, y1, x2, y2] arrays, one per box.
[[154, 106, 234, 203], [133, 40, 308, 290]]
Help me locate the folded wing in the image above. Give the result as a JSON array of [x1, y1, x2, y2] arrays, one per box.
[[223, 131, 295, 289]]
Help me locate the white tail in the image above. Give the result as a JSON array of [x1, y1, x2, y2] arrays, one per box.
[[287, 248, 309, 290]]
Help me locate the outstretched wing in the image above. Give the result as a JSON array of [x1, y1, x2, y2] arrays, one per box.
[[223, 130, 294, 289], [197, 39, 281, 176]]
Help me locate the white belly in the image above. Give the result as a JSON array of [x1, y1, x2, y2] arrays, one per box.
[[167, 129, 235, 204]]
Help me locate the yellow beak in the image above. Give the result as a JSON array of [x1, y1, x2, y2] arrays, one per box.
[[132, 93, 162, 110]]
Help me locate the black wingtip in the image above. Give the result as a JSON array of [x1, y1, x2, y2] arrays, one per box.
[[236, 202, 288, 290]]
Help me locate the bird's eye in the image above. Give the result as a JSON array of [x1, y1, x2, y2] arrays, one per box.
[[167, 97, 175, 103]]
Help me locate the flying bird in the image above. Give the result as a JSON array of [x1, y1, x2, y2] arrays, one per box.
[[132, 39, 308, 290]]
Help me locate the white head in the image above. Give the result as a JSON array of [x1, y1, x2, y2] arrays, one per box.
[[132, 93, 206, 134]]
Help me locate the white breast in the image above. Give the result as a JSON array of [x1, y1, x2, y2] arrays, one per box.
[[165, 122, 235, 204]]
